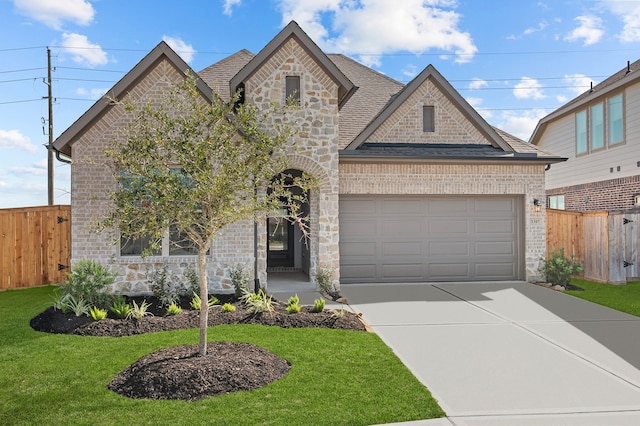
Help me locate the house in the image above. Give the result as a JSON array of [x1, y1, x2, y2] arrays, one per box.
[[53, 21, 564, 294], [530, 59, 640, 212]]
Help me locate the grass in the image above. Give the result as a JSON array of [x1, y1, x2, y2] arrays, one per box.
[[0, 286, 445, 425], [566, 278, 640, 317]]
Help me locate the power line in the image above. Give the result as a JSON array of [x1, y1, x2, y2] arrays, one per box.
[[0, 98, 43, 105]]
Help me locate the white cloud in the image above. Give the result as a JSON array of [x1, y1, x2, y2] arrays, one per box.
[[498, 109, 549, 141], [13, 0, 94, 30], [563, 73, 592, 95], [76, 87, 108, 100], [524, 20, 548, 35], [0, 129, 39, 152], [222, 0, 242, 16], [162, 36, 196, 64], [277, 0, 478, 66], [564, 15, 604, 46], [513, 77, 546, 100], [599, 0, 640, 42], [468, 78, 488, 90], [61, 32, 108, 66], [402, 64, 418, 78]]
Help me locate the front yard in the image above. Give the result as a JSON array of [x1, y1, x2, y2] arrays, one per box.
[[0, 286, 444, 425], [566, 278, 640, 317]]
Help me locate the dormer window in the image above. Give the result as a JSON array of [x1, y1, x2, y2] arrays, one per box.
[[286, 76, 301, 105], [423, 106, 435, 132]]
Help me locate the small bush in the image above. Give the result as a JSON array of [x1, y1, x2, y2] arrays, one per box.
[[60, 259, 115, 307], [332, 307, 346, 319], [230, 264, 251, 297], [189, 293, 219, 310], [58, 294, 90, 317], [312, 298, 325, 313], [126, 300, 153, 320], [221, 303, 236, 313], [241, 288, 274, 313], [315, 268, 333, 294], [539, 248, 583, 288], [183, 265, 200, 296], [286, 294, 301, 314], [110, 296, 131, 319], [166, 301, 182, 316], [89, 306, 108, 321]]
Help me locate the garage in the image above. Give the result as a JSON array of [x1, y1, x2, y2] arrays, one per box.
[[339, 195, 524, 283]]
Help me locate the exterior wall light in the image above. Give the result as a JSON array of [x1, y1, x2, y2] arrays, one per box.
[[533, 198, 541, 212]]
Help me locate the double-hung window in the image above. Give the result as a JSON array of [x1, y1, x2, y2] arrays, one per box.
[[575, 92, 624, 155]]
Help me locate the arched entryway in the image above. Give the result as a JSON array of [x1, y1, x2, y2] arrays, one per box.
[[266, 169, 312, 287]]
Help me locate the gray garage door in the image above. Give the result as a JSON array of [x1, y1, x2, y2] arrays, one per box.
[[339, 195, 524, 283]]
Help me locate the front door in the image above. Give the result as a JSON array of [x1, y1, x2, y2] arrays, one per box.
[[267, 214, 295, 267]]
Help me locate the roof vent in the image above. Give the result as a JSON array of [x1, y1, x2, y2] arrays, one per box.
[[589, 81, 593, 93], [626, 60, 631, 75]]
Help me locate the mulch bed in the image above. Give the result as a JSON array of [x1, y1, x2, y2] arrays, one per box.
[[30, 295, 366, 401]]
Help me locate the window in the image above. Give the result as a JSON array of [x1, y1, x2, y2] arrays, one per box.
[[590, 102, 604, 150], [119, 167, 202, 257], [576, 110, 587, 154], [575, 93, 625, 154], [285, 76, 300, 105], [423, 106, 435, 132], [548, 195, 565, 210], [608, 94, 623, 144]]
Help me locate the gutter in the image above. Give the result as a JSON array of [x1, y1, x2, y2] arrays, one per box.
[[47, 144, 72, 164]]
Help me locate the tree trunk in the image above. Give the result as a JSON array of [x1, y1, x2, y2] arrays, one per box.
[[197, 248, 208, 356]]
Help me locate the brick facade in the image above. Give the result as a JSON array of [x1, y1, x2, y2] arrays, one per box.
[[547, 175, 640, 212]]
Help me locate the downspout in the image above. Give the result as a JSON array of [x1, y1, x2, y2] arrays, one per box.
[[253, 185, 261, 293], [48, 144, 72, 165]]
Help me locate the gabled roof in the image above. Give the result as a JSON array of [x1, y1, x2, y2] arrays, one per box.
[[229, 21, 356, 108], [53, 41, 211, 157], [199, 49, 254, 102], [530, 58, 640, 145], [344, 64, 514, 152]]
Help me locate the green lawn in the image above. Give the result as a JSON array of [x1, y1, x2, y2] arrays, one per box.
[[0, 286, 444, 425], [566, 279, 640, 317]]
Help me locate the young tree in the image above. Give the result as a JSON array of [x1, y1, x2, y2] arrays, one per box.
[[102, 72, 311, 355]]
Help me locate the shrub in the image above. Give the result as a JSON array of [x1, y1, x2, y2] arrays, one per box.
[[539, 248, 584, 288], [241, 288, 274, 313], [286, 294, 301, 314], [332, 307, 346, 319], [221, 303, 236, 313], [315, 268, 333, 294], [189, 292, 219, 310], [110, 296, 132, 319], [166, 301, 183, 316], [312, 298, 325, 313], [230, 264, 251, 297], [126, 300, 153, 320], [89, 306, 108, 321], [183, 264, 200, 296], [60, 260, 115, 307], [147, 263, 195, 307], [59, 294, 90, 317]]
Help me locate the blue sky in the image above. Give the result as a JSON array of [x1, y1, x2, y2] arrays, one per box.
[[1, 0, 640, 208]]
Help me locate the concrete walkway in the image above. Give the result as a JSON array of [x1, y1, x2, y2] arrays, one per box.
[[273, 281, 640, 425]]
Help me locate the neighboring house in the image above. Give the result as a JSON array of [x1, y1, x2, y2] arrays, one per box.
[[53, 21, 564, 294], [531, 59, 640, 212]]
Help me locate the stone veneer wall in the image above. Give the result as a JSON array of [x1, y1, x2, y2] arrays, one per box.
[[547, 175, 640, 212], [339, 162, 548, 281], [245, 37, 342, 289]]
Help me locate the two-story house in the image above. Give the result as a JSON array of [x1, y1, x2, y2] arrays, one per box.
[[52, 21, 564, 294], [531, 59, 640, 212]]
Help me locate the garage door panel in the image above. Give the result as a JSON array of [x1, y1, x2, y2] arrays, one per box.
[[341, 241, 377, 257], [339, 195, 522, 283], [475, 220, 514, 234], [429, 241, 469, 256], [382, 264, 424, 280], [382, 220, 422, 236], [476, 241, 515, 256], [430, 219, 469, 234], [382, 241, 422, 256]]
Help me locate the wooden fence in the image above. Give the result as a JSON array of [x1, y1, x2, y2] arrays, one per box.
[[0, 205, 71, 290], [547, 208, 640, 283]]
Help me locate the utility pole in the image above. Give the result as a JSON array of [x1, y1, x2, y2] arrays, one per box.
[[46, 47, 54, 205]]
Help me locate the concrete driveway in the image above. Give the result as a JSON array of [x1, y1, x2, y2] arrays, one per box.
[[276, 281, 640, 425]]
